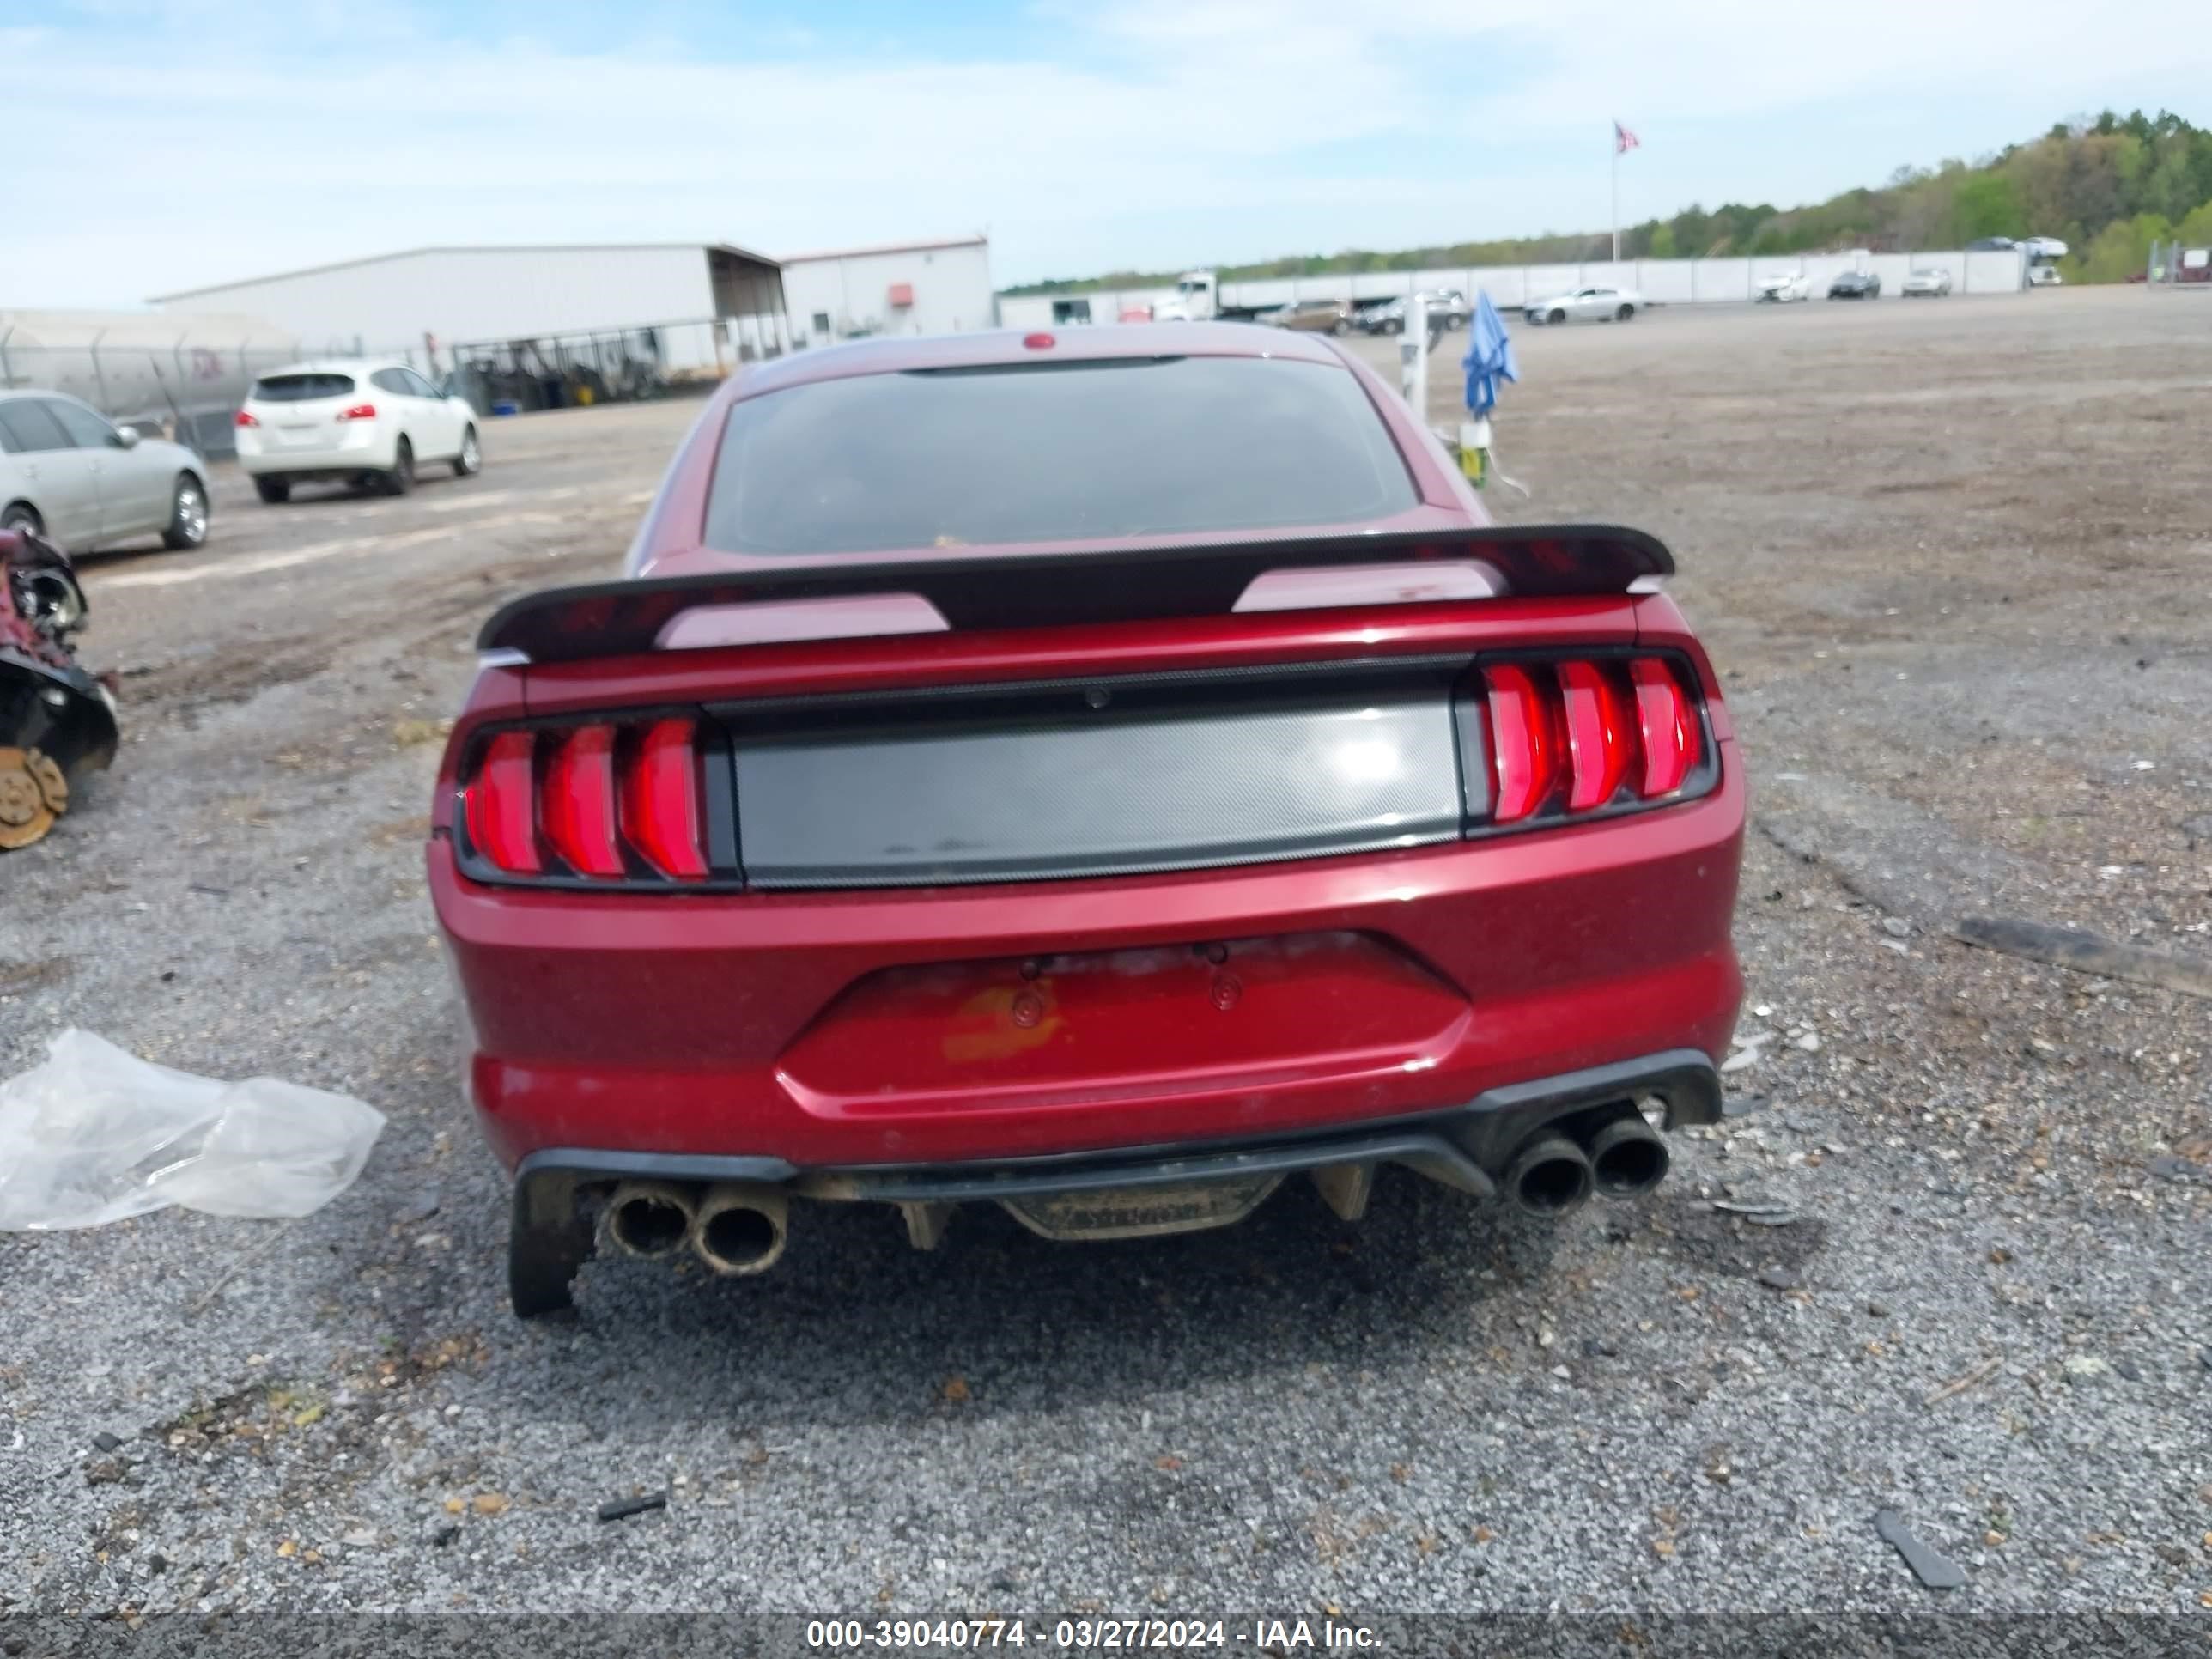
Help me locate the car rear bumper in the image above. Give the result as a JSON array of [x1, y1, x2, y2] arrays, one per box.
[[432, 760, 1745, 1170], [238, 430, 395, 476], [512, 1046, 1726, 1212]]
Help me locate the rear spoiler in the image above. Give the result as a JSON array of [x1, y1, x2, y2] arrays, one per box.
[[477, 523, 1674, 665]]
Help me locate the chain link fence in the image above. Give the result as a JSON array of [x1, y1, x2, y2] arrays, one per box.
[[0, 327, 302, 459], [1, 312, 798, 457]]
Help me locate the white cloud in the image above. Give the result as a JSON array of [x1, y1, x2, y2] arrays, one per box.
[[3, 0, 2206, 306]]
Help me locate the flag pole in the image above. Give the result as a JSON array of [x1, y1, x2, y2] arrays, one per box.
[[1610, 125, 1620, 263]]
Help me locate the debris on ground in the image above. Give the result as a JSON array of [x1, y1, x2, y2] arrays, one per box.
[[1923, 1357, 2002, 1407], [1722, 1036, 1771, 1074], [597, 1490, 670, 1523], [1713, 1200, 1802, 1227], [1953, 917, 2212, 1000], [1873, 1510, 1966, 1590], [0, 1029, 383, 1231]]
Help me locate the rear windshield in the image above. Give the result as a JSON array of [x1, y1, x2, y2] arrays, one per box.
[[252, 373, 356, 402], [703, 356, 1418, 556]]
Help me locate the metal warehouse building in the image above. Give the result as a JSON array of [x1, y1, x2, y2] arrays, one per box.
[[149, 243, 790, 376], [778, 235, 995, 344]]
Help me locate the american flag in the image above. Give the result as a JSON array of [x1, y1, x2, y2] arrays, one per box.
[[1614, 120, 1640, 155]]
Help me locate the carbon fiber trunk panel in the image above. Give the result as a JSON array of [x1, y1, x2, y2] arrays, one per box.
[[716, 657, 1472, 888]]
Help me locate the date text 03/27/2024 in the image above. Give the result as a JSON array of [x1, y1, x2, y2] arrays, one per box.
[[805, 1619, 1382, 1650]]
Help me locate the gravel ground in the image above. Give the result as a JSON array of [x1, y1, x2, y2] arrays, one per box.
[[1, 289, 2207, 1621]]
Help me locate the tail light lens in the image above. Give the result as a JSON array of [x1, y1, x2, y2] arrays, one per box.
[[1557, 660, 1632, 811], [620, 719, 709, 879], [541, 726, 623, 878], [1473, 655, 1706, 829], [234, 410, 259, 428], [459, 719, 711, 883], [336, 403, 378, 422], [464, 731, 542, 874], [1630, 657, 1700, 797], [1482, 665, 1559, 823]]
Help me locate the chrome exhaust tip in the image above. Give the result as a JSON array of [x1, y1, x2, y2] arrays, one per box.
[[1504, 1133, 1594, 1218], [691, 1182, 790, 1276], [605, 1180, 697, 1258]]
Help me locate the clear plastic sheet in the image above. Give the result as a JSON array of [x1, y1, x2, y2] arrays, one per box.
[[0, 1029, 385, 1231]]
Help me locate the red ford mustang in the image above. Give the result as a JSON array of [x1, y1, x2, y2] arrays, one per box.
[[428, 323, 1744, 1317]]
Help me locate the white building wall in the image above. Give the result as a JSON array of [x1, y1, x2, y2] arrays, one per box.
[[781, 241, 995, 343], [152, 246, 720, 356]]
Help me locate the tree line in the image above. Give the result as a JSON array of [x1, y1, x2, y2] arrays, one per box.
[[1000, 111, 2212, 295]]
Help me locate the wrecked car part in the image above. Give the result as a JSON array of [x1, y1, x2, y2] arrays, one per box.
[[0, 745, 65, 849], [0, 527, 117, 849]]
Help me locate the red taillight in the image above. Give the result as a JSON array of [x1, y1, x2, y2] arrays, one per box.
[[541, 726, 623, 878], [1631, 658, 1701, 797], [1480, 654, 1706, 827], [619, 719, 708, 880], [464, 719, 709, 882], [234, 410, 259, 428], [463, 731, 541, 873], [1484, 664, 1558, 823], [1558, 660, 1633, 811], [336, 403, 378, 422]]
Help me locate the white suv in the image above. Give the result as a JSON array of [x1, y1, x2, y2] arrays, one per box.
[[236, 360, 481, 502]]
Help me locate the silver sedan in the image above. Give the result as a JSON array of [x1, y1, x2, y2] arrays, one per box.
[[0, 390, 210, 553]]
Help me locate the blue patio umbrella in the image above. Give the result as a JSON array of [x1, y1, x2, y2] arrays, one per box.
[[1461, 290, 1519, 415]]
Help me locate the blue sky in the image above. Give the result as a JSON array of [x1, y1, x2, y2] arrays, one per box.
[[6, 0, 2207, 308]]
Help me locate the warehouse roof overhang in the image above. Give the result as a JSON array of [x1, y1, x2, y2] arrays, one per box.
[[149, 242, 782, 305], [780, 235, 989, 264]]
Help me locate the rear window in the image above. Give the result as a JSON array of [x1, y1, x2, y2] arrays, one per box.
[[704, 356, 1417, 556], [251, 373, 356, 403]]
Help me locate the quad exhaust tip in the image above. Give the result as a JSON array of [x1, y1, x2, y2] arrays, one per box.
[[606, 1180, 696, 1258], [691, 1182, 790, 1276], [1504, 1133, 1594, 1218], [1587, 1112, 1670, 1197]]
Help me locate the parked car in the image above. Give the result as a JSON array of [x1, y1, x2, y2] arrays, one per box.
[[1524, 287, 1644, 325], [1266, 298, 1354, 334], [0, 391, 210, 555], [1827, 271, 1881, 300], [428, 323, 1747, 1316], [235, 360, 482, 502], [1901, 268, 1953, 297], [2027, 264, 2065, 287], [1358, 289, 1471, 335], [1755, 273, 1810, 303]]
